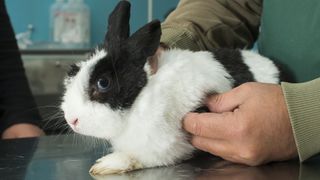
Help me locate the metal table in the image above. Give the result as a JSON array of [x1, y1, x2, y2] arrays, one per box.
[[0, 135, 319, 180]]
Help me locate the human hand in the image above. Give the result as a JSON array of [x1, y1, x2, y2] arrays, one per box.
[[183, 82, 298, 166], [2, 123, 45, 139]]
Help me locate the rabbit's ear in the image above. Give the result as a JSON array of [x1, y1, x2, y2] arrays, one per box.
[[104, 1, 130, 49], [126, 20, 161, 66]]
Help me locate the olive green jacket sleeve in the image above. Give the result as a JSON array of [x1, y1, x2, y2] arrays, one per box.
[[282, 79, 320, 161], [161, 0, 320, 162], [161, 0, 263, 51]]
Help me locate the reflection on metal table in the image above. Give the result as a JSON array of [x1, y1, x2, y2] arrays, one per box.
[[0, 135, 320, 180]]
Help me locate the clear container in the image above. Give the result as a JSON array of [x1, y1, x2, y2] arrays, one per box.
[[50, 0, 65, 43], [59, 0, 91, 48]]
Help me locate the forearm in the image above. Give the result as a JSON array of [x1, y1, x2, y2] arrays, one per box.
[[281, 78, 320, 161], [161, 0, 262, 50], [0, 0, 42, 134]]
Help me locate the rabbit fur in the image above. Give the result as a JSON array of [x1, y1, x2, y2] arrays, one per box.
[[61, 1, 280, 175]]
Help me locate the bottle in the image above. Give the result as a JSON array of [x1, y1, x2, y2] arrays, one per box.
[[60, 0, 90, 48], [16, 24, 34, 49], [49, 0, 65, 43]]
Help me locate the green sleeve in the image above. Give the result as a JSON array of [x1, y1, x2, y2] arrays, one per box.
[[281, 78, 320, 162], [161, 0, 262, 50]]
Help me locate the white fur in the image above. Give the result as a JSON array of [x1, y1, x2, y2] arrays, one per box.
[[62, 49, 126, 139], [61, 48, 279, 174], [112, 49, 233, 167], [90, 152, 143, 174], [241, 50, 280, 83]]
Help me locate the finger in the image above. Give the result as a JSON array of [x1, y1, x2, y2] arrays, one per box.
[[183, 112, 235, 139], [206, 86, 246, 113]]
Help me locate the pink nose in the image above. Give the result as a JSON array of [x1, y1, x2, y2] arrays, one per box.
[[70, 118, 79, 126]]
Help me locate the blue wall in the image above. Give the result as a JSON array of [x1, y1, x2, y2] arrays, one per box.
[[5, 0, 179, 48]]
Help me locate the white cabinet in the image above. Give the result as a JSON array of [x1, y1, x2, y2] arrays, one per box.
[[22, 53, 88, 95]]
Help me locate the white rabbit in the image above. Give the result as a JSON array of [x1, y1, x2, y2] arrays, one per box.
[[61, 1, 280, 175]]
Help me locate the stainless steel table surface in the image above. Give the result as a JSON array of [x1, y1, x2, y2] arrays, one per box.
[[0, 135, 320, 180]]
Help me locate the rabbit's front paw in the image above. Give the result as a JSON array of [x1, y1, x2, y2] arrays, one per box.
[[89, 152, 143, 175]]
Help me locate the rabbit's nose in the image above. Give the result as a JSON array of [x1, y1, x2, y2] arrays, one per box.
[[70, 118, 79, 126]]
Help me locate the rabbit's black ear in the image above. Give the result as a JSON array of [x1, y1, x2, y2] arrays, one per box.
[[127, 20, 161, 64], [105, 0, 131, 49]]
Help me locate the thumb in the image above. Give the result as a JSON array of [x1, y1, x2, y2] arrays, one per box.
[[206, 87, 246, 113]]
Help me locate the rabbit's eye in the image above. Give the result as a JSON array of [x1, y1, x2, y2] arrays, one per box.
[[97, 78, 110, 92]]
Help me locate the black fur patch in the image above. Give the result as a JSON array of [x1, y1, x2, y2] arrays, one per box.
[[87, 1, 161, 110], [67, 64, 80, 77], [88, 52, 148, 109], [272, 60, 295, 83], [212, 49, 255, 87], [194, 106, 210, 113]]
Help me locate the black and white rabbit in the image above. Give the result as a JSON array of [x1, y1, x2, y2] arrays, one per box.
[[61, 1, 280, 175]]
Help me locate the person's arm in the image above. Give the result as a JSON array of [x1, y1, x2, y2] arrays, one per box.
[[161, 0, 263, 51], [0, 0, 43, 137], [281, 78, 320, 161]]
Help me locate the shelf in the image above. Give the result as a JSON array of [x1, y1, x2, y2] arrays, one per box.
[[20, 49, 91, 55]]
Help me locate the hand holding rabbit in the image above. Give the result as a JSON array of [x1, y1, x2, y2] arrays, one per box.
[[184, 82, 297, 166]]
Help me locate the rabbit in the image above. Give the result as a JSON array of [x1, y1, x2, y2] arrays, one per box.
[[61, 0, 281, 176]]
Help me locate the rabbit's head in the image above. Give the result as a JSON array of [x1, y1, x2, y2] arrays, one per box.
[[61, 1, 161, 139]]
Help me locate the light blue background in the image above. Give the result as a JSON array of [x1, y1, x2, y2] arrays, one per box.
[[5, 0, 179, 47]]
